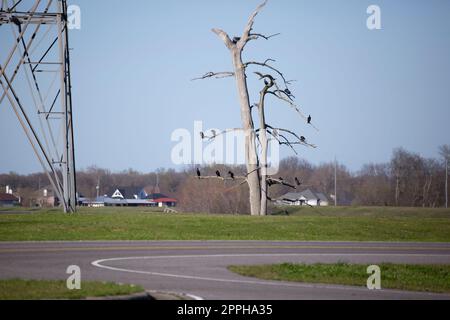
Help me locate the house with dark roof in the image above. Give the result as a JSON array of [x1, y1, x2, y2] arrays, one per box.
[[276, 189, 329, 207], [81, 187, 177, 208], [0, 193, 20, 207], [108, 187, 143, 200]]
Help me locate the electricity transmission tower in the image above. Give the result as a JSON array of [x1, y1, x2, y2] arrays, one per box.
[[0, 0, 76, 213]]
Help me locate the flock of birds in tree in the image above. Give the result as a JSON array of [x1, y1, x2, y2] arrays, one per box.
[[196, 27, 317, 193], [199, 115, 313, 144], [195, 168, 303, 190]]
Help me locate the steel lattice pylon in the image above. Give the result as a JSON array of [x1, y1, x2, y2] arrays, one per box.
[[0, 0, 76, 212]]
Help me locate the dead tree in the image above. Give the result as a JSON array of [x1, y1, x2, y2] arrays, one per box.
[[194, 0, 316, 215]]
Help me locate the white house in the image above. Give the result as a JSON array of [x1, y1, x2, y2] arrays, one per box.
[[277, 189, 329, 207]]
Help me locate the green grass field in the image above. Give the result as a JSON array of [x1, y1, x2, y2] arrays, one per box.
[[228, 263, 450, 293], [0, 279, 144, 300], [0, 206, 449, 242]]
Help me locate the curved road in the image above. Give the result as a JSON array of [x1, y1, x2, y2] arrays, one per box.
[[0, 241, 449, 300]]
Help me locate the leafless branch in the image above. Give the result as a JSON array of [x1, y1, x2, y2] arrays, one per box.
[[200, 128, 247, 142], [267, 177, 296, 189], [212, 28, 234, 49], [308, 122, 320, 132], [270, 131, 298, 155], [265, 125, 302, 142], [198, 176, 247, 181], [238, 0, 269, 50], [248, 32, 281, 41], [246, 166, 261, 177], [245, 60, 292, 89], [285, 141, 318, 148], [266, 91, 308, 121], [272, 89, 294, 101], [254, 71, 275, 83], [192, 71, 235, 81]]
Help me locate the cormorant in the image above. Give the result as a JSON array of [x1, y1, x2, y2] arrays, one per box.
[[264, 79, 269, 86], [228, 171, 235, 180], [196, 168, 201, 179], [232, 37, 241, 44], [200, 132, 205, 139], [285, 88, 291, 95], [10, 16, 21, 32], [307, 115, 312, 124], [295, 177, 301, 186], [300, 136, 306, 142], [216, 170, 221, 178]]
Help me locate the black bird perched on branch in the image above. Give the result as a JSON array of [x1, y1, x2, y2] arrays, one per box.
[[264, 79, 269, 86], [232, 37, 241, 44], [10, 16, 22, 32], [284, 88, 295, 99], [228, 171, 235, 180], [200, 132, 205, 139], [196, 168, 201, 179], [300, 136, 306, 143], [216, 170, 221, 178], [307, 115, 312, 124], [295, 177, 301, 186]]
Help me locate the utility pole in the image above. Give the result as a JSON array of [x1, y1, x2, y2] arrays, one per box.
[[0, 1, 76, 213], [446, 158, 448, 209], [96, 177, 100, 199], [334, 157, 337, 206]]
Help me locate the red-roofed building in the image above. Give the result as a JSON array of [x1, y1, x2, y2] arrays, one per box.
[[146, 193, 177, 207], [0, 193, 20, 207]]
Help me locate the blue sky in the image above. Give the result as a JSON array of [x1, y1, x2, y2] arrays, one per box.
[[1, 0, 450, 174]]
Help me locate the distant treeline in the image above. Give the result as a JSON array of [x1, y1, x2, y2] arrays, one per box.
[[1, 146, 449, 213]]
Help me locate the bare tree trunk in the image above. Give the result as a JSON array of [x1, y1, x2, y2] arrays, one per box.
[[257, 82, 271, 216], [231, 51, 262, 216], [201, 1, 306, 215], [211, 4, 267, 216]]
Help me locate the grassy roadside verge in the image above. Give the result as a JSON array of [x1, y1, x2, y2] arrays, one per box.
[[228, 263, 450, 293], [0, 279, 144, 300], [0, 207, 449, 242]]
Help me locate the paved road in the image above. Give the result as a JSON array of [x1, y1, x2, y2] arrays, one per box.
[[0, 241, 449, 300]]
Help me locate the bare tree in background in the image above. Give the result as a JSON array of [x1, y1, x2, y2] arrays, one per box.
[[194, 0, 316, 216], [439, 145, 450, 208]]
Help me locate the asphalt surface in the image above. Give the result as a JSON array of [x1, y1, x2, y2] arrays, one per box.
[[0, 241, 449, 300]]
